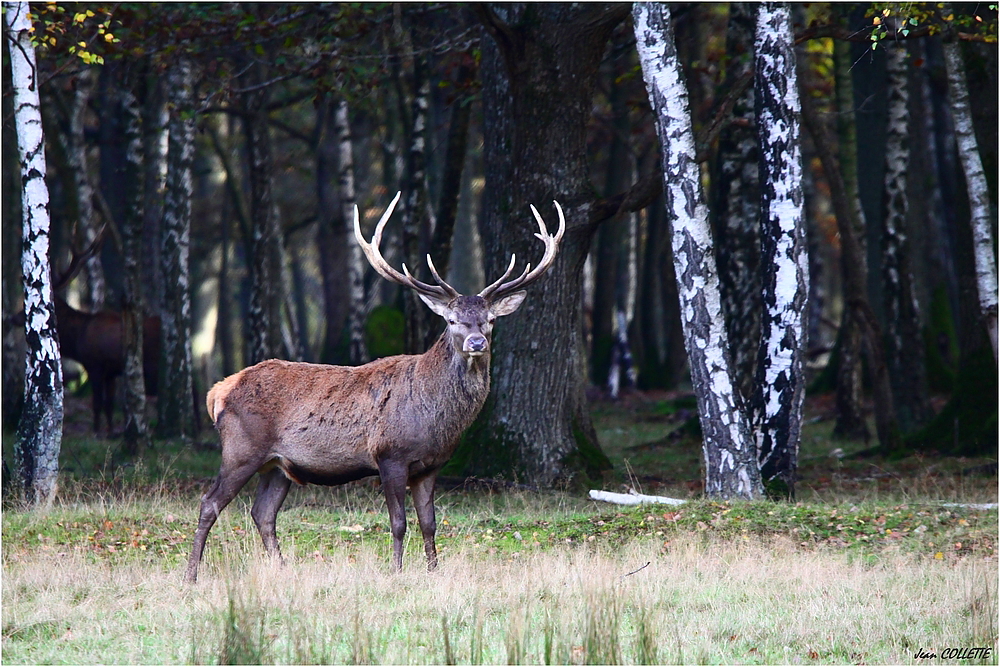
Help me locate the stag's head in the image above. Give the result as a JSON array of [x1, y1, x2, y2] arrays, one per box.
[[354, 192, 565, 361]]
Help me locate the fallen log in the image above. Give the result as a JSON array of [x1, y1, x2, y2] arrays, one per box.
[[588, 489, 687, 506]]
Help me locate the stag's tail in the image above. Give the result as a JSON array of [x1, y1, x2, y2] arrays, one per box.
[[206, 375, 240, 426]]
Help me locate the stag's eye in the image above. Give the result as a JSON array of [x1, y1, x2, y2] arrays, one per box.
[[448, 317, 457, 325]]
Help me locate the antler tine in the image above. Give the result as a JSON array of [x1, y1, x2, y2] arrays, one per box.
[[354, 192, 457, 301], [479, 200, 566, 301], [53, 222, 109, 291], [425, 254, 460, 298], [477, 253, 518, 300]]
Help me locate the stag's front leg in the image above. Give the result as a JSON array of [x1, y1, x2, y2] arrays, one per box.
[[378, 459, 408, 571], [411, 473, 438, 571]]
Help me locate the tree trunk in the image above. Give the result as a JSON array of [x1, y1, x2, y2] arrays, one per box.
[[335, 98, 368, 365], [881, 42, 930, 433], [709, 2, 760, 403], [119, 71, 150, 455], [8, 0, 64, 506], [634, 1, 763, 500], [315, 96, 349, 364], [157, 59, 196, 440], [750, 3, 809, 498], [244, 76, 282, 365], [68, 68, 104, 310], [830, 34, 869, 441], [461, 4, 624, 487], [141, 67, 168, 318], [801, 84, 902, 454], [402, 58, 431, 355], [942, 40, 998, 363]]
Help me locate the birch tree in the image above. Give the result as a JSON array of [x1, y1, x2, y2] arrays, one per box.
[[942, 39, 998, 363], [830, 35, 869, 442], [7, 0, 63, 505], [67, 68, 104, 310], [881, 42, 930, 432], [158, 59, 196, 439], [634, 1, 763, 500], [401, 60, 431, 355], [336, 97, 368, 365], [244, 67, 282, 365], [315, 96, 349, 364], [750, 2, 809, 497], [120, 72, 150, 453], [710, 1, 760, 402]]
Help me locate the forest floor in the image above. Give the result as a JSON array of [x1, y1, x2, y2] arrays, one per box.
[[2, 390, 997, 664]]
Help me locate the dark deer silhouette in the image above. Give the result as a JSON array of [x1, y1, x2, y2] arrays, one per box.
[[185, 192, 565, 582], [52, 297, 161, 433], [39, 226, 164, 434]]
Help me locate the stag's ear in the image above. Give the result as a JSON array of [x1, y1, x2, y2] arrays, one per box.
[[490, 291, 526, 317], [417, 293, 453, 318]]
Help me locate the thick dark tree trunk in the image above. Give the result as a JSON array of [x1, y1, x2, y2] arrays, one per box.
[[157, 59, 197, 440], [8, 1, 63, 506], [750, 3, 809, 498], [459, 4, 624, 486], [635, 2, 763, 499]]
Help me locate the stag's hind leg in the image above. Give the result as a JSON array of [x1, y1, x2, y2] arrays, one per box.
[[185, 460, 260, 583], [251, 468, 292, 560]]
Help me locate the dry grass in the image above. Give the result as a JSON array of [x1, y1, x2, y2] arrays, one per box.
[[4, 527, 996, 665]]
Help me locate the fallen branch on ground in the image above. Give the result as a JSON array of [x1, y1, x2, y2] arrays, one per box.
[[588, 489, 687, 506]]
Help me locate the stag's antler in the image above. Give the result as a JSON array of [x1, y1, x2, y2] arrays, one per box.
[[53, 223, 109, 291], [478, 200, 565, 302], [353, 192, 461, 302]]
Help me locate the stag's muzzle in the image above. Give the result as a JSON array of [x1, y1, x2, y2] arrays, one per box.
[[464, 335, 488, 355]]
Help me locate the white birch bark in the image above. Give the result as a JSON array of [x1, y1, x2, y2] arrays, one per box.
[[633, 2, 763, 500], [402, 67, 430, 355], [7, 0, 64, 506], [120, 76, 150, 451], [751, 3, 809, 495], [158, 59, 196, 439], [712, 2, 760, 402], [942, 40, 998, 362], [881, 43, 929, 432], [336, 98, 368, 365], [68, 67, 104, 310]]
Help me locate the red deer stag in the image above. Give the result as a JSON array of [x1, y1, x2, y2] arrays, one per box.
[[44, 228, 162, 434], [185, 192, 564, 582], [54, 298, 160, 433]]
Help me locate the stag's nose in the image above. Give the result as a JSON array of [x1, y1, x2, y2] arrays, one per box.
[[464, 334, 488, 355]]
